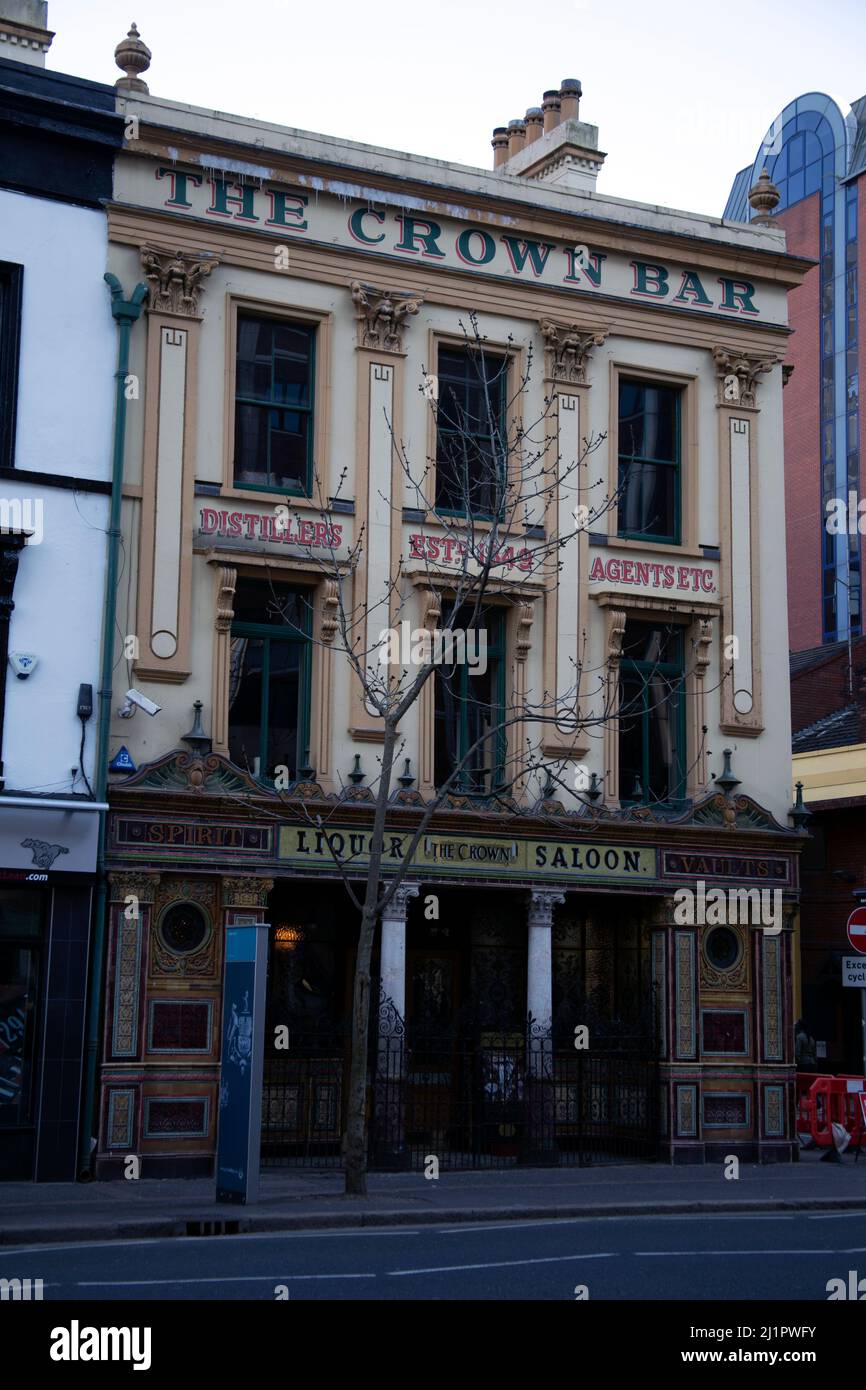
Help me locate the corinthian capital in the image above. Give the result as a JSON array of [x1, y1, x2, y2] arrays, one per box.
[[712, 347, 778, 409], [140, 244, 220, 317], [539, 319, 607, 385], [351, 280, 423, 352]]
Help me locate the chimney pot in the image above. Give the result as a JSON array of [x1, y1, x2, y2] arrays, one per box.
[[542, 90, 561, 134], [507, 118, 526, 158], [491, 126, 509, 169], [559, 77, 582, 120], [524, 107, 544, 145]]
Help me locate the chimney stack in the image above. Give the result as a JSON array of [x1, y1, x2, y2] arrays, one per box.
[[489, 77, 605, 193], [0, 0, 53, 67]]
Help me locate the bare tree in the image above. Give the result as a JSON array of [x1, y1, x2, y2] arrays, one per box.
[[232, 312, 721, 1195]]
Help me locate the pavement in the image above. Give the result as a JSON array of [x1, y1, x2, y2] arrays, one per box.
[[2, 1149, 865, 1247]]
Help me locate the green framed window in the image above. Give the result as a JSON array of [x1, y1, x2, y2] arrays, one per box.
[[234, 314, 315, 494], [434, 605, 506, 795], [618, 619, 686, 806], [617, 378, 681, 543], [435, 346, 507, 516], [228, 579, 312, 783]]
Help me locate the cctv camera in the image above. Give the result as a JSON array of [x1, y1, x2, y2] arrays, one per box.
[[118, 688, 161, 718]]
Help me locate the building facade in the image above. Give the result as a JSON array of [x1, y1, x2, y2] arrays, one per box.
[[726, 93, 866, 651], [0, 7, 124, 1178], [94, 36, 809, 1176]]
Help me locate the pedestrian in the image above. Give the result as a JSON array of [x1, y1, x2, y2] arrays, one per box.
[[794, 1018, 817, 1072]]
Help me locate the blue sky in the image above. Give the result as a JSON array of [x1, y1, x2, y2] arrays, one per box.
[[50, 0, 866, 217]]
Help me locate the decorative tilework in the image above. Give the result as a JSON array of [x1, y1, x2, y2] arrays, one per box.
[[677, 1084, 697, 1137], [112, 909, 143, 1058], [106, 1088, 136, 1149], [143, 1096, 210, 1139], [762, 934, 783, 1061], [763, 1084, 786, 1138], [703, 1092, 750, 1128], [675, 931, 696, 1059], [652, 931, 667, 1058]]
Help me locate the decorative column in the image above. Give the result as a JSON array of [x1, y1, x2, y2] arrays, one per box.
[[371, 882, 418, 1167], [690, 617, 713, 794], [210, 563, 237, 754], [538, 321, 606, 767], [602, 605, 627, 802], [713, 347, 778, 736], [526, 889, 564, 1161], [349, 281, 423, 739], [134, 244, 219, 682]]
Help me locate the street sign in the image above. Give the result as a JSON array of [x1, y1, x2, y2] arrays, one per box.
[[842, 956, 866, 987], [846, 906, 866, 954]]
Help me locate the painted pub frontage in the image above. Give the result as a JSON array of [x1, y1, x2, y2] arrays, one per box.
[[94, 57, 810, 1176]]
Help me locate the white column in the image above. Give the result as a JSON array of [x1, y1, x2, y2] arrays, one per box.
[[527, 889, 564, 1036], [379, 881, 419, 1029]]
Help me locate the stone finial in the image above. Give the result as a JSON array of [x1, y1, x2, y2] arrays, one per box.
[[748, 168, 780, 225], [115, 21, 151, 93]]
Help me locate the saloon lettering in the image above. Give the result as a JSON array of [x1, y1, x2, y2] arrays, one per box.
[[589, 556, 716, 593], [154, 167, 762, 318]]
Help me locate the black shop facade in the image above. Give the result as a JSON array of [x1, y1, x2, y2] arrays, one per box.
[[97, 749, 803, 1177]]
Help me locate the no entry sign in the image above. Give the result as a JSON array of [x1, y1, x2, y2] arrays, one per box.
[[846, 906, 866, 954]]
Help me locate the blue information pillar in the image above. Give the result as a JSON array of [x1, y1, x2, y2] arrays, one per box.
[[216, 923, 269, 1204]]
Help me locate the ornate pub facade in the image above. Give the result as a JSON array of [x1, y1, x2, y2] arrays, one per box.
[[96, 40, 811, 1175]]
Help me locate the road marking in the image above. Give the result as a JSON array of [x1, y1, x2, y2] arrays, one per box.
[[633, 1249, 836, 1257], [76, 1273, 376, 1286], [388, 1252, 615, 1276]]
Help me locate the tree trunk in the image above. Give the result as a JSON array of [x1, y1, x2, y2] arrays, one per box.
[[343, 722, 399, 1195]]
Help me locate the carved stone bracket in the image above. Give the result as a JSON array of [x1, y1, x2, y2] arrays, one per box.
[[108, 871, 161, 904], [515, 600, 534, 663], [712, 347, 778, 409], [539, 319, 607, 385], [221, 876, 274, 908], [320, 578, 339, 644], [140, 244, 220, 317], [351, 280, 423, 352]]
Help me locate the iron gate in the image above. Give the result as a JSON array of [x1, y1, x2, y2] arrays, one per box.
[[260, 1025, 659, 1169]]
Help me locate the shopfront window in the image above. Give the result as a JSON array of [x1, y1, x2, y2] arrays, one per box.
[[618, 619, 685, 806], [228, 578, 312, 783], [434, 605, 506, 795], [0, 889, 43, 1127]]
